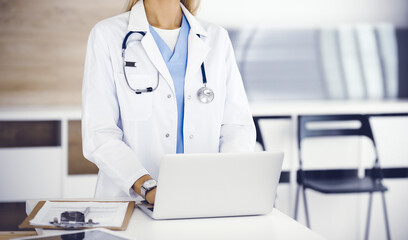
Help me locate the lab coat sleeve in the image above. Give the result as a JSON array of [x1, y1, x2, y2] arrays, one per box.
[[219, 32, 256, 152], [82, 25, 148, 197]]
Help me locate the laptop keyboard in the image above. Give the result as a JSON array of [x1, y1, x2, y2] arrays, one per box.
[[141, 200, 154, 212]]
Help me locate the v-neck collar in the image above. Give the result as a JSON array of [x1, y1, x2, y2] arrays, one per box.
[[128, 0, 207, 37], [149, 14, 190, 63]]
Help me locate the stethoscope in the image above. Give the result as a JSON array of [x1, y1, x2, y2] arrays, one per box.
[[122, 31, 214, 103]]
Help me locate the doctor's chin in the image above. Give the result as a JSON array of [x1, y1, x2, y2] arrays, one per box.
[[0, 0, 407, 240]]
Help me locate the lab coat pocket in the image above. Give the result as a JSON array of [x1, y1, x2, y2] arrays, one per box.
[[116, 73, 155, 121]]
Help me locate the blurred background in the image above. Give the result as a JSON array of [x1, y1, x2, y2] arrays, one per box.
[[0, 0, 407, 239]]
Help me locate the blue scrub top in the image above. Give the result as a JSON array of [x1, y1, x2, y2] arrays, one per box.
[[149, 15, 190, 154]]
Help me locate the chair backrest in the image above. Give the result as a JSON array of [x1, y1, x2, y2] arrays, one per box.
[[253, 115, 293, 151], [297, 114, 379, 171]]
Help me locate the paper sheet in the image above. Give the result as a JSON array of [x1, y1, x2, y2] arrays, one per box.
[[29, 201, 129, 228]]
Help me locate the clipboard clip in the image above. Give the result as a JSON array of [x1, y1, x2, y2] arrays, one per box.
[[49, 207, 99, 229]]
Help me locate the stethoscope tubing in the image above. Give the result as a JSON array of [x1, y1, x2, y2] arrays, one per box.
[[122, 31, 214, 102]]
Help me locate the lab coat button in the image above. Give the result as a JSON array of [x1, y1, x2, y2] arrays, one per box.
[[167, 94, 172, 99], [189, 135, 194, 139], [187, 95, 192, 100], [165, 133, 170, 138]]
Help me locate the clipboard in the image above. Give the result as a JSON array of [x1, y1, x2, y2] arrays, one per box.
[[19, 200, 135, 231]]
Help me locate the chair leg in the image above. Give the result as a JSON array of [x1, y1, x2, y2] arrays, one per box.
[[294, 185, 300, 220], [302, 186, 311, 228], [381, 192, 391, 240], [365, 193, 373, 240]]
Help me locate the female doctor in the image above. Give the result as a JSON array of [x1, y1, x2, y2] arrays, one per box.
[[82, 0, 256, 204]]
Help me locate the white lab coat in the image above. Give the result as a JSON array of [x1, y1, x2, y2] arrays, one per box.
[[82, 1, 256, 198]]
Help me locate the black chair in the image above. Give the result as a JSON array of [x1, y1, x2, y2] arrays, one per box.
[[253, 115, 292, 151], [253, 116, 267, 151], [294, 114, 391, 240], [252, 115, 292, 184]]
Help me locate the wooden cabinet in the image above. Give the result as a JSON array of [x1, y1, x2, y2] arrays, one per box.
[[0, 107, 96, 201], [68, 120, 98, 175]]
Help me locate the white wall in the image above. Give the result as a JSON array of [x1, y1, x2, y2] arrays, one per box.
[[198, 0, 408, 28]]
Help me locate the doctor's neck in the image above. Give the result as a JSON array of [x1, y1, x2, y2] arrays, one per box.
[[144, 0, 182, 30]]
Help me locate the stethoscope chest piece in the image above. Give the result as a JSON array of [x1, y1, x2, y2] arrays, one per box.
[[197, 85, 214, 103]]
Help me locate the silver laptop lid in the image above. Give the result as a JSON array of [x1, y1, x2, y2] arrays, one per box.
[[152, 151, 284, 219]]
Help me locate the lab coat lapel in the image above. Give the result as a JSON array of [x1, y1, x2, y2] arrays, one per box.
[[128, 0, 175, 94], [141, 34, 175, 94], [185, 34, 210, 86], [180, 3, 210, 85]]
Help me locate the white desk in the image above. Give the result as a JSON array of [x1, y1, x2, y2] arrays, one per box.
[[26, 199, 324, 240], [250, 100, 408, 116]]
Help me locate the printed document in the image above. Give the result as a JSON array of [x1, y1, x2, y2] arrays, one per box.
[[30, 201, 129, 227]]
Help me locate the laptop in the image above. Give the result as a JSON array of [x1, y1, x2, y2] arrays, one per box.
[[138, 151, 284, 220]]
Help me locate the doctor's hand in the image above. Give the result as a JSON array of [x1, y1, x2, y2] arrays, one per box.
[[145, 188, 156, 204]]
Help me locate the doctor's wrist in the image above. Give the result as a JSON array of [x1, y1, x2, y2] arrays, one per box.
[[145, 188, 156, 204], [133, 174, 153, 196]]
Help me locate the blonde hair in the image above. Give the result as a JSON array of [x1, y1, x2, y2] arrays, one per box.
[[124, 0, 200, 15]]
